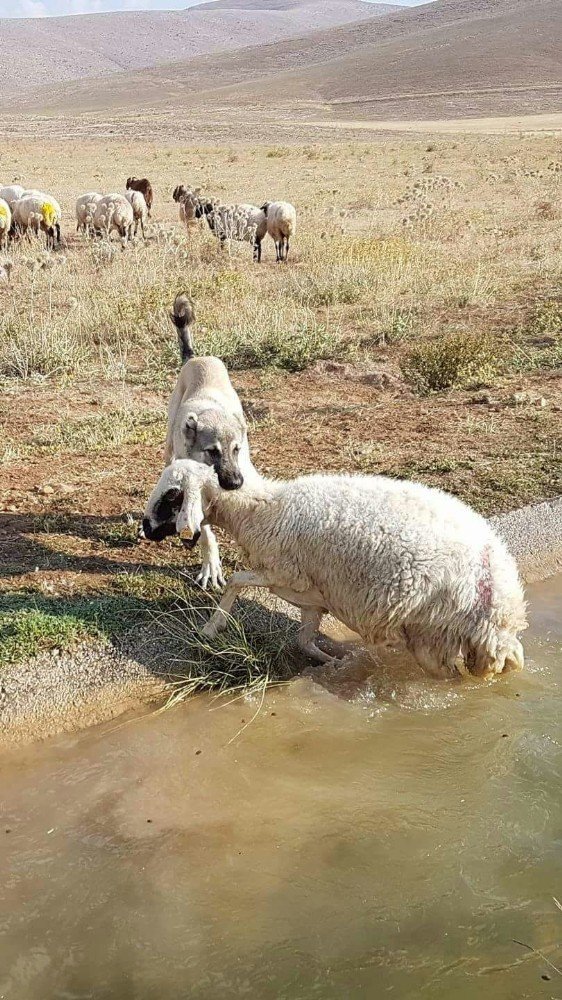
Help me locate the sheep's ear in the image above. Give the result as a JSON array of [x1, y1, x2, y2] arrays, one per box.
[[176, 487, 204, 540], [184, 412, 198, 444]]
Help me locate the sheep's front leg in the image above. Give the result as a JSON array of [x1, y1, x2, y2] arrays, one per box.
[[196, 524, 225, 591], [202, 571, 270, 639]]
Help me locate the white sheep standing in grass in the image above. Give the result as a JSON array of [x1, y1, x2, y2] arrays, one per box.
[[0, 185, 25, 209], [143, 462, 526, 678], [93, 193, 134, 244], [75, 192, 103, 234], [0, 198, 12, 250], [125, 189, 148, 238], [261, 200, 297, 261], [12, 192, 62, 248], [197, 199, 268, 261]]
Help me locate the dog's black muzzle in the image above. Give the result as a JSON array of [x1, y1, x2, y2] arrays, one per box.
[[216, 466, 243, 491]]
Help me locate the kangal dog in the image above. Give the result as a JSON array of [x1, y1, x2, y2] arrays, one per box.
[[141, 293, 254, 589]]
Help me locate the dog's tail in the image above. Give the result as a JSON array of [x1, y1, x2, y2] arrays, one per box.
[[170, 293, 196, 364]]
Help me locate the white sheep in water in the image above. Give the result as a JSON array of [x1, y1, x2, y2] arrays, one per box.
[[93, 193, 134, 243], [125, 189, 148, 238], [261, 200, 297, 261], [12, 192, 62, 248], [143, 462, 526, 678], [75, 192, 103, 234], [0, 198, 12, 250]]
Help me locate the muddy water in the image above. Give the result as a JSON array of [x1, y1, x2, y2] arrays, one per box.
[[1, 577, 561, 1000]]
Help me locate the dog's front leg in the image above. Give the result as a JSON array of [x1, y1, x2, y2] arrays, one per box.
[[196, 524, 225, 591]]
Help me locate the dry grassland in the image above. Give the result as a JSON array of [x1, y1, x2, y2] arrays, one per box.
[[0, 134, 560, 667]]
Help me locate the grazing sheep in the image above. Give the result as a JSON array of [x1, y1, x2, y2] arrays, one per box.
[[261, 200, 296, 262], [0, 198, 12, 250], [75, 192, 102, 234], [12, 193, 62, 248], [93, 193, 134, 243], [126, 177, 153, 216], [173, 185, 201, 230], [0, 185, 25, 209], [143, 463, 526, 678], [125, 189, 148, 238], [196, 200, 268, 262]]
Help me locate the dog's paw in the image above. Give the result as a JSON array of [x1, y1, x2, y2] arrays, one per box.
[[196, 558, 225, 591]]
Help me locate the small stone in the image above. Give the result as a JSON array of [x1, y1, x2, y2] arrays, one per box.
[[37, 485, 54, 496], [511, 391, 530, 405]]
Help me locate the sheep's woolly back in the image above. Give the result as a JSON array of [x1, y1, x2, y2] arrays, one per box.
[[75, 192, 102, 226], [94, 194, 134, 233], [205, 202, 267, 244], [0, 185, 25, 208], [265, 201, 297, 239], [12, 193, 61, 231], [125, 189, 148, 219]]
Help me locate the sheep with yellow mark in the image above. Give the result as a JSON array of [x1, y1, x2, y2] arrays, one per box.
[[12, 192, 62, 249], [0, 198, 12, 250]]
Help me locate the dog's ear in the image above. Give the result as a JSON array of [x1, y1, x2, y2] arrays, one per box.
[[184, 412, 198, 444], [233, 412, 247, 437]]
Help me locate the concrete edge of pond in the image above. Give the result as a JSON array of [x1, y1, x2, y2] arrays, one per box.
[[1, 496, 561, 748]]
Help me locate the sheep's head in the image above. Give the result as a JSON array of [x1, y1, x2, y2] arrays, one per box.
[[140, 460, 208, 545]]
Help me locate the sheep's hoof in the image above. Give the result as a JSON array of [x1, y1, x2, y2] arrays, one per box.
[[202, 612, 227, 640]]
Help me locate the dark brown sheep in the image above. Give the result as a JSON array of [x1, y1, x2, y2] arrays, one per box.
[[126, 177, 153, 216]]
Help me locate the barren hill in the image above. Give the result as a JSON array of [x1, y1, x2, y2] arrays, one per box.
[[214, 0, 562, 118], [0, 0, 385, 98], [194, 0, 395, 7], [3, 0, 560, 124]]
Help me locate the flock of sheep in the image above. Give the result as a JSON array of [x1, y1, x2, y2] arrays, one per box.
[[0, 175, 297, 263]]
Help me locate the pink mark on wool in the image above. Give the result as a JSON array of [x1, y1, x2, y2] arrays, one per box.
[[476, 545, 493, 614]]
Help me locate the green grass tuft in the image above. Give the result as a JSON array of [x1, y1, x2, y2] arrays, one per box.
[[400, 332, 501, 394]]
